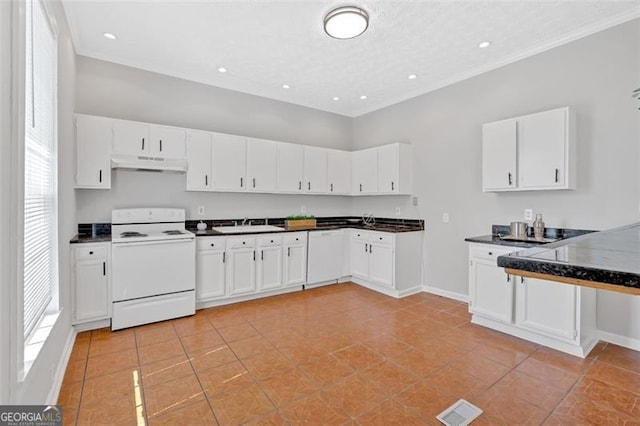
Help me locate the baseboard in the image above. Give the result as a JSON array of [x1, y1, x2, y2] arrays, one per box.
[[46, 327, 76, 404], [73, 318, 110, 333], [196, 286, 303, 310], [598, 330, 640, 351], [423, 285, 468, 303]]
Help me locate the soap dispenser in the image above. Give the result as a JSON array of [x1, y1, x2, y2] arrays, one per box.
[[533, 214, 545, 240]]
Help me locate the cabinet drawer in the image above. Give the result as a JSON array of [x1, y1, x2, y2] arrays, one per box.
[[197, 237, 226, 251], [75, 245, 107, 260], [351, 230, 369, 241], [283, 232, 306, 245], [227, 237, 256, 249], [469, 245, 514, 262], [369, 232, 393, 245], [257, 235, 282, 247]]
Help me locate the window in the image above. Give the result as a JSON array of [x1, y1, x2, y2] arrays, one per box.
[[22, 0, 58, 343]]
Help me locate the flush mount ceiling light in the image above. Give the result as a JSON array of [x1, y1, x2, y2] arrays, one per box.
[[408, 74, 417, 80], [217, 67, 227, 73], [103, 32, 117, 40], [360, 95, 367, 100], [324, 6, 369, 39], [332, 96, 340, 101], [478, 41, 491, 48], [282, 84, 290, 89]]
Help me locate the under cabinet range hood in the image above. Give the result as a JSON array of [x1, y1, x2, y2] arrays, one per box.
[[111, 154, 187, 172]]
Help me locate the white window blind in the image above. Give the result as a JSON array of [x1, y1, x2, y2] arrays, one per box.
[[23, 0, 58, 339]]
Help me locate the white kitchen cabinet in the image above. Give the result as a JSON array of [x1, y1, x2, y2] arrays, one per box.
[[304, 146, 328, 193], [247, 138, 277, 192], [196, 237, 226, 301], [212, 132, 247, 191], [75, 114, 112, 189], [468, 242, 597, 357], [351, 148, 377, 194], [468, 244, 515, 323], [113, 119, 186, 158], [350, 231, 393, 287], [307, 230, 344, 285], [256, 235, 283, 291], [226, 237, 256, 296], [482, 107, 576, 192], [186, 130, 212, 191], [482, 119, 517, 191], [377, 143, 412, 194], [276, 142, 304, 193], [149, 125, 186, 159], [283, 232, 307, 286], [72, 243, 110, 324], [327, 149, 350, 194]]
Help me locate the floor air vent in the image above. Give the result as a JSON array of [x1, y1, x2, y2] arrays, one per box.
[[436, 399, 483, 425]]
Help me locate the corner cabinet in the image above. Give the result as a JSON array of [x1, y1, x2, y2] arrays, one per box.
[[75, 114, 112, 189], [350, 230, 422, 297], [482, 107, 576, 192], [72, 243, 111, 325], [468, 242, 597, 357]]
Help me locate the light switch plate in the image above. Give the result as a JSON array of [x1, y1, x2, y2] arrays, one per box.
[[524, 209, 533, 221], [395, 207, 401, 216], [197, 205, 205, 216], [442, 212, 450, 223]]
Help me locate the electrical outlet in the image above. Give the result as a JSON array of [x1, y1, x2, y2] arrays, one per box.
[[301, 205, 307, 214], [412, 196, 419, 206], [395, 207, 401, 217], [197, 206, 205, 216], [524, 209, 533, 221], [442, 212, 450, 223]]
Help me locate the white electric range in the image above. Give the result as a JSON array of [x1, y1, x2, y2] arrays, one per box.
[[111, 208, 195, 330]]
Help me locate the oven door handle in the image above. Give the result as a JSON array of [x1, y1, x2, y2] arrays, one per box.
[[112, 239, 194, 247]]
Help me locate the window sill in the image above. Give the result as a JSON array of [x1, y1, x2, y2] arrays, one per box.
[[21, 309, 61, 381]]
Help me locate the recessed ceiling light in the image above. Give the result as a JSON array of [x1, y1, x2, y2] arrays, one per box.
[[103, 32, 117, 40], [408, 74, 417, 80], [324, 6, 369, 39], [333, 97, 340, 101], [478, 41, 491, 48], [282, 84, 290, 89], [217, 67, 227, 73], [360, 95, 367, 100]]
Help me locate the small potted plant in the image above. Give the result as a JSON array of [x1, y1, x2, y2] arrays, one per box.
[[285, 215, 316, 229]]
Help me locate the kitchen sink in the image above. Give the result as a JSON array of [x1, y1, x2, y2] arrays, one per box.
[[211, 225, 285, 234]]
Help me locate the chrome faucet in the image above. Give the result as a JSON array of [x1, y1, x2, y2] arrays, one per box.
[[242, 217, 250, 226]]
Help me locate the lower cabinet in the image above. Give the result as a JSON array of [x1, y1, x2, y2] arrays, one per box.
[[196, 237, 226, 300], [226, 237, 257, 296], [256, 235, 283, 291], [468, 243, 597, 357], [350, 229, 422, 297], [283, 232, 307, 286], [72, 243, 111, 325]]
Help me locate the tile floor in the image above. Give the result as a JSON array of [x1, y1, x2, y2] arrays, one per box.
[[58, 282, 640, 425]]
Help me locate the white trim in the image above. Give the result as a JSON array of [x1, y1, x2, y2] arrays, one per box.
[[46, 327, 76, 404], [196, 286, 302, 310], [598, 330, 640, 352], [423, 285, 469, 303], [73, 319, 111, 333]]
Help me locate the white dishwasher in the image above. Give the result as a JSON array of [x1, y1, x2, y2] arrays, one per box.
[[307, 230, 344, 285]]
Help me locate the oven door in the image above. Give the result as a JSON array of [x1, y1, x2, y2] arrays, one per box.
[[112, 238, 195, 301]]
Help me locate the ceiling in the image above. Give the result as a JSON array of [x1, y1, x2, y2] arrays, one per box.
[[62, 1, 639, 117]]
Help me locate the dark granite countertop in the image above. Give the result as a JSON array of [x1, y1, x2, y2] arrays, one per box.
[[496, 222, 640, 294], [465, 225, 595, 249], [70, 216, 424, 243]]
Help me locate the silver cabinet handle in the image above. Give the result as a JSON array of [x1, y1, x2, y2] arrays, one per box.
[[508, 172, 512, 185], [240, 177, 243, 187], [253, 178, 256, 188], [330, 183, 333, 192], [99, 169, 102, 183], [261, 250, 263, 261], [222, 252, 226, 263], [298, 181, 302, 190], [205, 175, 208, 186], [141, 138, 145, 150], [391, 182, 394, 191], [159, 139, 163, 152], [555, 168, 559, 183], [308, 182, 311, 191]]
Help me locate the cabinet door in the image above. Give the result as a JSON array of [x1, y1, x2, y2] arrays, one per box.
[[150, 126, 186, 158], [482, 119, 517, 191], [351, 148, 377, 194], [186, 131, 212, 191], [304, 146, 328, 193], [75, 114, 112, 189], [515, 277, 577, 341], [212, 133, 247, 191], [327, 149, 350, 194], [247, 138, 277, 192], [113, 120, 149, 155], [226, 247, 256, 296], [519, 108, 567, 189], [277, 143, 304, 192], [350, 238, 369, 279], [469, 257, 513, 323], [196, 249, 226, 300], [257, 245, 283, 290], [74, 259, 109, 322], [368, 241, 394, 287], [377, 144, 399, 194], [284, 244, 307, 286]]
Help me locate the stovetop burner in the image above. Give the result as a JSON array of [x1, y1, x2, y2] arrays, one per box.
[[163, 230, 184, 235], [120, 231, 148, 238]]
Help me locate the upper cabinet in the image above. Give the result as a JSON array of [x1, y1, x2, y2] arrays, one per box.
[[351, 148, 377, 194], [303, 146, 328, 193], [247, 138, 277, 192], [377, 143, 412, 194], [75, 114, 112, 189], [482, 107, 576, 192], [276, 142, 304, 193], [327, 149, 350, 194], [113, 120, 186, 158], [186, 130, 212, 191], [212, 133, 247, 191]]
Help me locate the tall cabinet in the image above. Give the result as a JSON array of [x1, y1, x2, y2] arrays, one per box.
[[75, 114, 112, 189]]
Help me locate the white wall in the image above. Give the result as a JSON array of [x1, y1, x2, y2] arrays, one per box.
[[74, 56, 354, 222], [352, 20, 640, 341]]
